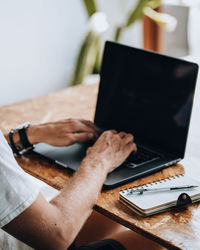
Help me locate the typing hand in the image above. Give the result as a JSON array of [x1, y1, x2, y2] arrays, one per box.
[[82, 130, 137, 174], [27, 118, 98, 146]]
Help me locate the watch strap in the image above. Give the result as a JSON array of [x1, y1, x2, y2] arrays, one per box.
[[9, 130, 20, 155], [18, 127, 33, 151], [9, 122, 33, 155]]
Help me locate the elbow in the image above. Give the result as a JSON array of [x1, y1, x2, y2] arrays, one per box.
[[44, 210, 78, 250], [36, 226, 75, 250], [51, 223, 76, 250], [36, 211, 77, 250]]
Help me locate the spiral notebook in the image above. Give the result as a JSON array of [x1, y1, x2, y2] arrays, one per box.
[[119, 175, 200, 216]]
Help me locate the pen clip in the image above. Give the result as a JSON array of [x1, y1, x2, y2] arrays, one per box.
[[173, 193, 192, 212]]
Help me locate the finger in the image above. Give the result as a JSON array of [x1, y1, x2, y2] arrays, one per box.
[[118, 132, 127, 139], [70, 132, 95, 143], [51, 119, 97, 137], [62, 119, 95, 134], [76, 121, 97, 134], [101, 130, 117, 137], [123, 133, 134, 144], [81, 120, 98, 137], [79, 119, 95, 129], [125, 142, 137, 154], [86, 146, 92, 155], [108, 129, 118, 134]]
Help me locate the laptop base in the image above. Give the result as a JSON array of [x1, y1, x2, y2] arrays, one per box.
[[33, 143, 179, 188]]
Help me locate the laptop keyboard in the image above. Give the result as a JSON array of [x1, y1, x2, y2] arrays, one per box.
[[125, 147, 160, 168]]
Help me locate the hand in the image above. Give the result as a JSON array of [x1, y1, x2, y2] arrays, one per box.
[[82, 130, 137, 174], [27, 118, 98, 146]]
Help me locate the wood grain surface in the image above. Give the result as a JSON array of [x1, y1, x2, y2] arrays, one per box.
[[1, 83, 200, 250]]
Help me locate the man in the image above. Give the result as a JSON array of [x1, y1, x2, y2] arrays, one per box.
[[0, 118, 165, 250]]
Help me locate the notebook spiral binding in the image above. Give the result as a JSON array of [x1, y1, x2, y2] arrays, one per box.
[[120, 174, 185, 195]]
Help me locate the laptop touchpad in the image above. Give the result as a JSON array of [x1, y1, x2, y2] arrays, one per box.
[[34, 143, 88, 171]]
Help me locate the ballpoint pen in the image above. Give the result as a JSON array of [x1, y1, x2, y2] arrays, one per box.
[[128, 185, 199, 194]]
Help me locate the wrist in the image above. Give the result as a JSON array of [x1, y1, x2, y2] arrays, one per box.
[[26, 124, 43, 145], [6, 122, 34, 155], [80, 157, 109, 177]]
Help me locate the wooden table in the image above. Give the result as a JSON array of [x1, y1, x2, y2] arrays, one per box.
[[1, 83, 200, 250]]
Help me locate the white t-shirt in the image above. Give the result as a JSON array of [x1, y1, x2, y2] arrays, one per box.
[[0, 130, 39, 228]]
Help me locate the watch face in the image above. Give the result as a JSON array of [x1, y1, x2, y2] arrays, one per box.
[[15, 122, 30, 130]]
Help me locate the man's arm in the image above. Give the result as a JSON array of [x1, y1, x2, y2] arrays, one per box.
[[3, 162, 107, 250], [4, 118, 98, 146], [3, 130, 136, 250]]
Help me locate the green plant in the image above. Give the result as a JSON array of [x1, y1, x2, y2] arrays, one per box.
[[70, 0, 175, 86], [70, 0, 101, 86], [114, 0, 161, 42]]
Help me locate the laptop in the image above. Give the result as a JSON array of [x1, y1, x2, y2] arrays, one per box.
[[33, 41, 199, 188]]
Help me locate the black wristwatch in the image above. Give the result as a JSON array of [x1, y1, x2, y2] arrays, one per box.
[[9, 122, 33, 156]]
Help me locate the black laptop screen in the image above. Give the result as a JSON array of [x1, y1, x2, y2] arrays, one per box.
[[94, 41, 198, 157]]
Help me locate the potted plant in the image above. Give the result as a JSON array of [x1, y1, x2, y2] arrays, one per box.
[[70, 0, 176, 86]]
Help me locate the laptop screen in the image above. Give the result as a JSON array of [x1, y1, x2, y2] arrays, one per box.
[[94, 41, 199, 157]]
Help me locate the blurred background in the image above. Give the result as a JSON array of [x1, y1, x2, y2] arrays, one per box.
[[0, 0, 200, 106], [1, 2, 200, 248]]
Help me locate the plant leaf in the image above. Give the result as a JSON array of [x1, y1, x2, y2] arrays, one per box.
[[143, 7, 177, 32], [70, 31, 100, 86], [126, 0, 149, 27], [82, 0, 97, 17], [114, 0, 151, 42], [114, 26, 123, 42], [146, 0, 161, 10]]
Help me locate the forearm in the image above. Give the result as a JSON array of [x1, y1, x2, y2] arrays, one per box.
[[3, 130, 136, 249], [50, 160, 107, 246], [4, 119, 97, 147], [3, 161, 107, 250], [4, 124, 42, 145]]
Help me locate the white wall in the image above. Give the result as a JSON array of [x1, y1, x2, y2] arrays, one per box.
[[0, 0, 88, 106], [1, 1, 199, 107], [188, 6, 200, 56], [0, 0, 142, 107]]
